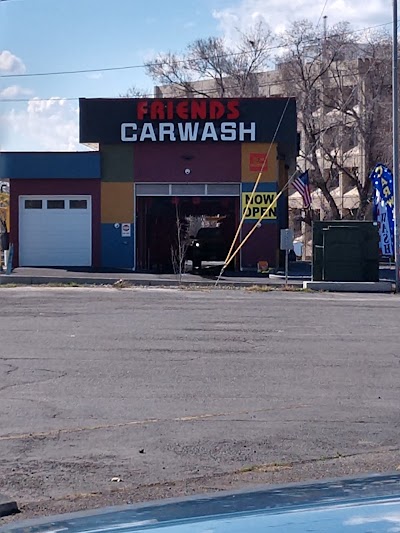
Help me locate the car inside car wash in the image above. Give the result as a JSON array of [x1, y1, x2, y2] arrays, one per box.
[[2, 97, 297, 271]]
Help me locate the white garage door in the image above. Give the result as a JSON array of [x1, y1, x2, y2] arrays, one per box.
[[19, 195, 92, 266]]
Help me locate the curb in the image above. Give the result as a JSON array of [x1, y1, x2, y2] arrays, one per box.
[[303, 281, 394, 293], [0, 493, 18, 518], [0, 276, 303, 289]]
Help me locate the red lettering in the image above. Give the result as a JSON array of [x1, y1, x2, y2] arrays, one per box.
[[226, 99, 240, 119], [176, 101, 189, 119], [150, 101, 165, 120], [191, 100, 207, 120], [137, 98, 240, 121], [166, 101, 174, 120], [209, 100, 225, 120], [137, 100, 148, 120]]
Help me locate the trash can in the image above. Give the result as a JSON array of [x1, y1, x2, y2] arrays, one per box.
[[312, 221, 379, 282]]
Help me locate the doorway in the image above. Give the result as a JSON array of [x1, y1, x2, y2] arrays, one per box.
[[136, 196, 239, 272]]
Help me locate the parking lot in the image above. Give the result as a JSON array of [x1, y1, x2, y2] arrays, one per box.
[[1, 286, 399, 520]]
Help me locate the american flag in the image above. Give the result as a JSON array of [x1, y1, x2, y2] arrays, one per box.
[[293, 170, 312, 208]]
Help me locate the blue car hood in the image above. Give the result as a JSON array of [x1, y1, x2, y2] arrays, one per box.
[[1, 473, 400, 533]]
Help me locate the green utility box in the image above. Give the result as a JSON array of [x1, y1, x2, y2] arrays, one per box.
[[312, 221, 379, 282]]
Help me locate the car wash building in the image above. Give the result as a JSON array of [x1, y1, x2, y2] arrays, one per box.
[[1, 97, 297, 271]]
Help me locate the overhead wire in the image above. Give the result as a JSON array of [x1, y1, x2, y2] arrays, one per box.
[[0, 16, 394, 105], [316, 0, 330, 28], [0, 18, 395, 81], [0, 63, 389, 104]]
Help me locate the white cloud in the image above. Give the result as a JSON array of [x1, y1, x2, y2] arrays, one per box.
[[213, 0, 390, 41], [0, 50, 26, 74], [86, 72, 103, 80], [0, 85, 33, 98], [2, 97, 82, 151]]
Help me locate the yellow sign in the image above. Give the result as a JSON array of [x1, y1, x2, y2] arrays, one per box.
[[242, 192, 277, 219]]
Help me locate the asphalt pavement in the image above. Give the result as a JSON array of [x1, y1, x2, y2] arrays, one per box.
[[0, 287, 399, 522]]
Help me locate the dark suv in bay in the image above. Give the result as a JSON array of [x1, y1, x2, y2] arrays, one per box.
[[187, 227, 228, 270]]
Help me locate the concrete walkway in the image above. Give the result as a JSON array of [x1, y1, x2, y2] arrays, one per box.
[[0, 267, 304, 288], [0, 262, 394, 291]]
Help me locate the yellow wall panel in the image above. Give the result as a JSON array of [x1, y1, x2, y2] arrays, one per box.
[[101, 182, 134, 223], [241, 143, 278, 182]]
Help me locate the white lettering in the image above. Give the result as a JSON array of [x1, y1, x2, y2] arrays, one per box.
[[121, 122, 137, 142], [384, 244, 392, 254], [239, 122, 256, 141], [121, 121, 256, 142], [159, 122, 176, 141], [140, 123, 157, 141], [220, 122, 237, 141], [177, 122, 199, 141], [201, 122, 218, 141]]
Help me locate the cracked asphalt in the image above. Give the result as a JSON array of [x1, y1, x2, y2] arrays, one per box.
[[0, 286, 399, 522]]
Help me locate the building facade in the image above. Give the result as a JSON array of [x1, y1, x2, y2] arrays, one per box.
[[0, 97, 297, 271]]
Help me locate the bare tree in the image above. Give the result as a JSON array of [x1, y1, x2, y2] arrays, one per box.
[[322, 32, 392, 219], [120, 85, 151, 98], [170, 203, 189, 283], [280, 20, 392, 220], [144, 22, 274, 98]]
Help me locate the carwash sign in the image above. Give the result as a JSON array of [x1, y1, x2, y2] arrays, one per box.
[[79, 97, 297, 147], [121, 99, 255, 142]]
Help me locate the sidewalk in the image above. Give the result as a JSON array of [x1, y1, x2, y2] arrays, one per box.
[[0, 266, 305, 288], [1, 262, 393, 291]]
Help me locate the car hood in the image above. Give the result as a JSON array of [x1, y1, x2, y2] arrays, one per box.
[[1, 474, 400, 533]]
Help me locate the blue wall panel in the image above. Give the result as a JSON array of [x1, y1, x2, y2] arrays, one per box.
[[101, 223, 134, 270], [0, 152, 100, 180], [241, 182, 277, 193]]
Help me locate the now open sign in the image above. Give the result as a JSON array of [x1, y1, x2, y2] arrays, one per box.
[[242, 192, 277, 220]]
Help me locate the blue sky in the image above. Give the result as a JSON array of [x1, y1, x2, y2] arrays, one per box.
[[0, 0, 390, 151]]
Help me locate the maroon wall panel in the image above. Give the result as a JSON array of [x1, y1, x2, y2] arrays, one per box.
[[10, 179, 101, 267], [134, 143, 241, 182], [240, 223, 279, 269]]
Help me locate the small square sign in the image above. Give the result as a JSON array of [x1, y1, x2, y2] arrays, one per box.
[[249, 153, 268, 172]]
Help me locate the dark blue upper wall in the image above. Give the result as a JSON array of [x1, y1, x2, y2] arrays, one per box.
[[0, 151, 101, 179]]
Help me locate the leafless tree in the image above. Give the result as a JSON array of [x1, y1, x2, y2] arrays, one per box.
[[323, 32, 392, 219], [120, 85, 151, 98], [170, 203, 189, 282], [144, 22, 274, 98], [280, 20, 392, 220]]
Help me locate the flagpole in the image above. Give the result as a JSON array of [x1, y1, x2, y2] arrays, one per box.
[[393, 0, 400, 292]]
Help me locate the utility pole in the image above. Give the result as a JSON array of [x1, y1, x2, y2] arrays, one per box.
[[320, 16, 328, 222], [393, 0, 400, 291]]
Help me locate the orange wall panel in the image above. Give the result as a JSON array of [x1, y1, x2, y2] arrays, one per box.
[[241, 143, 278, 182], [101, 182, 134, 223]]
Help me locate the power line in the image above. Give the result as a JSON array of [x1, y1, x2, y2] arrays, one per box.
[[0, 64, 384, 103], [0, 19, 394, 80], [316, 0, 330, 28]]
